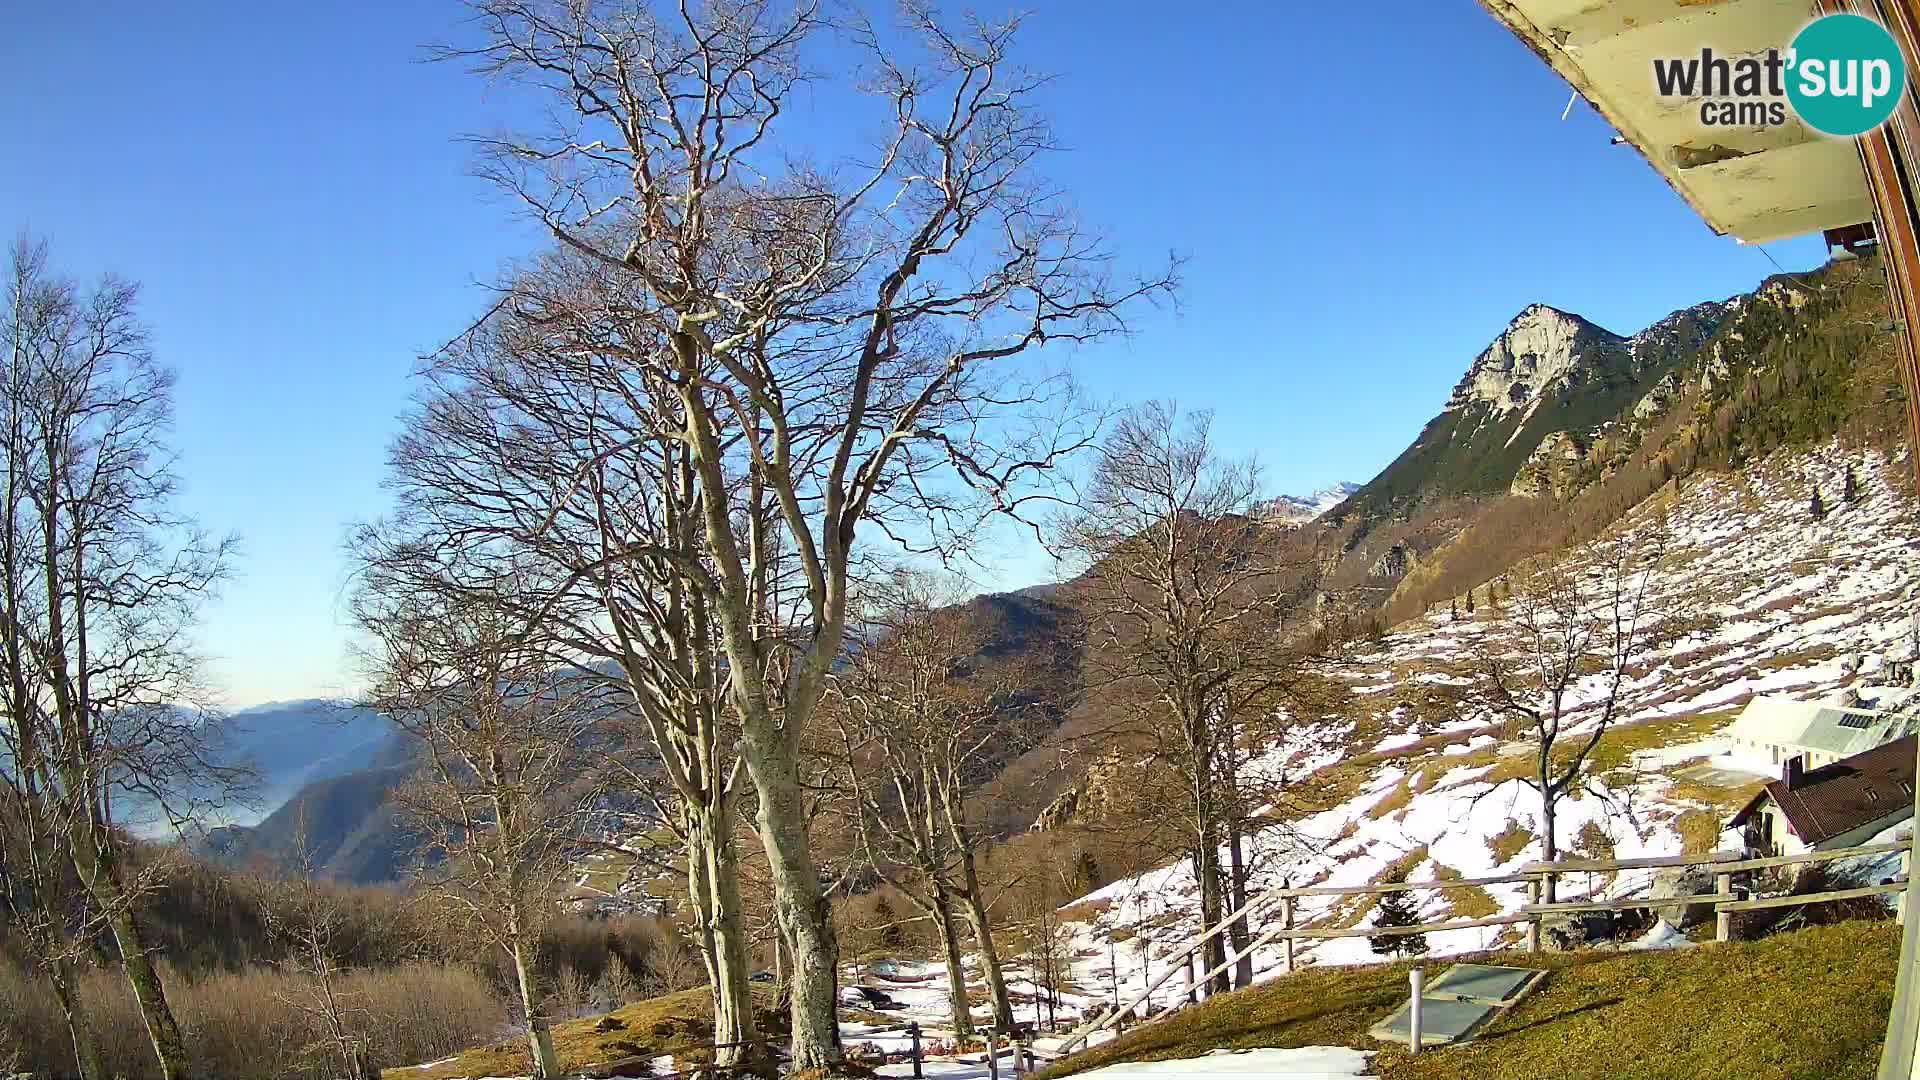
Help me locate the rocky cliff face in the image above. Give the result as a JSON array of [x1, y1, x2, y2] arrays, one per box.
[[1446, 305, 1630, 416], [1339, 295, 1734, 520], [1510, 431, 1589, 499]]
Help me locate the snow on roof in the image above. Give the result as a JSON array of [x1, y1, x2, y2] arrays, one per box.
[[1727, 694, 1920, 758]]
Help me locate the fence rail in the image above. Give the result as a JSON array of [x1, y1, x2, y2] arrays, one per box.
[[1054, 836, 1913, 1056]]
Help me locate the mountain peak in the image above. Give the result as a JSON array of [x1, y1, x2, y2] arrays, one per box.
[[1258, 482, 1362, 524], [1447, 304, 1626, 415]]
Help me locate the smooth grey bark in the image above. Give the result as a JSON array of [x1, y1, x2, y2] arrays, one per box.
[[510, 928, 560, 1079], [931, 884, 975, 1036], [738, 725, 843, 1069], [686, 800, 757, 1066], [945, 805, 1015, 1033]]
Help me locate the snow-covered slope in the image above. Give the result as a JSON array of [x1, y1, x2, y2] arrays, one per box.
[[1061, 443, 1920, 987], [1259, 483, 1363, 524]]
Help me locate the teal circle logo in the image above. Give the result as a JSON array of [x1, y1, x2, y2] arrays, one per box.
[[1787, 13, 1907, 137]]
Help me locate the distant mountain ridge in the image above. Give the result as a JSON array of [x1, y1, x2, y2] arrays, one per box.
[[1336, 295, 1740, 519], [1258, 482, 1363, 524]]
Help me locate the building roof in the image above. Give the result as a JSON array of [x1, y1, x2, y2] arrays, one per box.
[[1476, 0, 1873, 243], [1731, 734, 1918, 846], [1726, 694, 1920, 758]]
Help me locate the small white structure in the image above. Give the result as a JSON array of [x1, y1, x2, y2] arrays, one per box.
[[1722, 694, 1920, 770]]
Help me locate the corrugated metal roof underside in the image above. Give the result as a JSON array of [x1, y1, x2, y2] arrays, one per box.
[[1480, 0, 1874, 243]]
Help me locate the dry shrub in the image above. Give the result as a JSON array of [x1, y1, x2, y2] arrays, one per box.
[[0, 955, 506, 1079]]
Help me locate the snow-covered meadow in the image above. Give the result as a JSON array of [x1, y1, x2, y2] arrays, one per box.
[[1045, 444, 1920, 1010]]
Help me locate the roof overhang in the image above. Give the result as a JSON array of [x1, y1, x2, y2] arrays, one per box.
[[1479, 0, 1875, 243]]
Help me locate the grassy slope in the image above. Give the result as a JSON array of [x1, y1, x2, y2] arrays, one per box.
[[392, 987, 778, 1080], [1037, 921, 1898, 1080]]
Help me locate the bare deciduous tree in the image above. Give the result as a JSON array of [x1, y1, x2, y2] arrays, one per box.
[[355, 580, 607, 1080], [828, 576, 1034, 1034], [0, 234, 236, 1080], [1468, 521, 1681, 900], [257, 811, 376, 1080], [358, 242, 770, 1064], [430, 2, 1174, 1064], [1054, 402, 1332, 993]]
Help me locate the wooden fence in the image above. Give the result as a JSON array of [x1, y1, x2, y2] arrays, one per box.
[[1055, 836, 1913, 1055]]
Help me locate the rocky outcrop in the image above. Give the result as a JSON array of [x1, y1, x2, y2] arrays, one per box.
[[1369, 542, 1416, 580], [1509, 431, 1588, 499], [1032, 754, 1130, 832], [1447, 305, 1630, 415]]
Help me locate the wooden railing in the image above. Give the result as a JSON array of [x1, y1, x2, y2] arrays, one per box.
[[1054, 836, 1912, 1056]]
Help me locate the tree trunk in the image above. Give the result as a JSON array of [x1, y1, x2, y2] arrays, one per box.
[[511, 935, 560, 1079], [1540, 795, 1560, 903], [46, 956, 105, 1080], [68, 823, 191, 1080], [1193, 838, 1229, 996], [931, 885, 975, 1036], [954, 848, 1015, 1032], [688, 804, 759, 1068], [1226, 828, 1253, 989], [739, 731, 843, 1070]]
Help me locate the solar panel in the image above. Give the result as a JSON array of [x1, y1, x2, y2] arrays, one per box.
[[1837, 713, 1878, 730]]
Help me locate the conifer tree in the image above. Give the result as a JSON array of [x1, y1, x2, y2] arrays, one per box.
[[1369, 889, 1429, 958], [1810, 486, 1828, 521], [1465, 588, 1476, 615], [1844, 467, 1861, 505]]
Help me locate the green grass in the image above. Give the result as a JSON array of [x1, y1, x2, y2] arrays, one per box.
[[1037, 920, 1899, 1080]]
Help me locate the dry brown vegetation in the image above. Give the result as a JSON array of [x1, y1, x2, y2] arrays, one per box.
[[400, 987, 785, 1080], [0, 958, 505, 1080]]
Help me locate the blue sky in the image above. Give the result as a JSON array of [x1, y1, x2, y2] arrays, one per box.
[[0, 3, 1826, 706]]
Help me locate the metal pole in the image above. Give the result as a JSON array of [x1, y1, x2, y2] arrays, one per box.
[[1408, 966, 1425, 1057]]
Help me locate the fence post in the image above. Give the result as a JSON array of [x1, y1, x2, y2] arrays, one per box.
[[1282, 888, 1297, 974], [1715, 871, 1734, 943], [1408, 965, 1425, 1057], [1010, 1027, 1022, 1077], [1183, 948, 1196, 1003], [1524, 877, 1541, 954], [909, 1022, 922, 1080], [986, 1029, 1000, 1080]]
